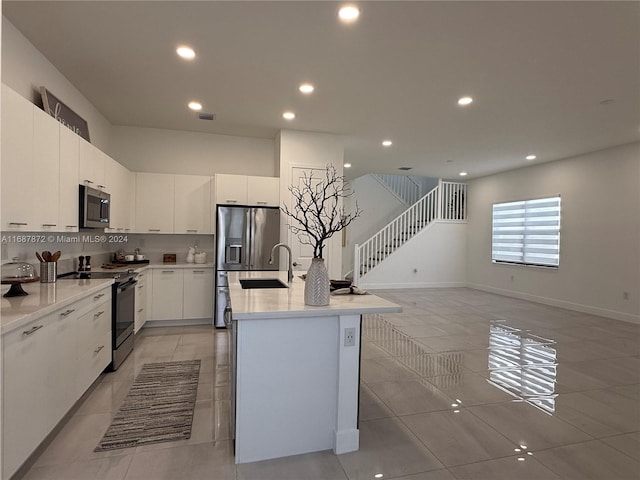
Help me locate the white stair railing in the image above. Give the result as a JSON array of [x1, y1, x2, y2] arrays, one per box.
[[373, 174, 421, 205], [353, 180, 467, 285]]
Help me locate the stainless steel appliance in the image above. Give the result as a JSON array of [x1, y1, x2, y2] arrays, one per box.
[[59, 270, 137, 370], [214, 205, 280, 327], [79, 185, 110, 228]]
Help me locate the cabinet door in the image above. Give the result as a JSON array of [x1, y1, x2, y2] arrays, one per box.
[[32, 107, 61, 230], [151, 269, 184, 320], [215, 174, 248, 205], [1, 85, 34, 230], [135, 173, 174, 233], [183, 268, 214, 319], [59, 126, 80, 231], [247, 176, 279, 206], [174, 175, 212, 234], [78, 137, 105, 189], [134, 271, 148, 332]]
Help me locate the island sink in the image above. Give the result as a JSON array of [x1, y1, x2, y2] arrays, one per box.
[[239, 278, 288, 289]]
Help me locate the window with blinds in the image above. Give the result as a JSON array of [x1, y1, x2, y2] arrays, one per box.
[[492, 196, 561, 267]]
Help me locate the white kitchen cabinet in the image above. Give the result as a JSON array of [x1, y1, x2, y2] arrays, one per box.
[[174, 175, 212, 234], [105, 157, 132, 232], [134, 172, 174, 233], [59, 126, 80, 231], [215, 173, 248, 205], [151, 268, 184, 320], [183, 268, 214, 319], [32, 106, 61, 231], [78, 137, 106, 190], [247, 176, 279, 206], [1, 85, 34, 230], [134, 270, 148, 333]]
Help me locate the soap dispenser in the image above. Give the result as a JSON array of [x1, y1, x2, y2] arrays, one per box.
[[186, 247, 195, 263]]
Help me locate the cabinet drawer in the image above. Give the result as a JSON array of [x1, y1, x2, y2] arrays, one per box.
[[77, 299, 111, 352], [76, 330, 111, 397], [73, 287, 112, 318]]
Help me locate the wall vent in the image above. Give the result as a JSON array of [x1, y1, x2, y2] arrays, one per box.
[[197, 112, 216, 121]]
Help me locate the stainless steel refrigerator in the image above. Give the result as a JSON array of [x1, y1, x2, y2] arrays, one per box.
[[214, 205, 280, 327]]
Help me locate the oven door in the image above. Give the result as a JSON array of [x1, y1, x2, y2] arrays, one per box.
[[114, 278, 136, 348]]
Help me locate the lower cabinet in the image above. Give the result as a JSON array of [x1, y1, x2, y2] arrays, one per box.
[[149, 267, 213, 322], [2, 286, 112, 479], [134, 270, 148, 333]]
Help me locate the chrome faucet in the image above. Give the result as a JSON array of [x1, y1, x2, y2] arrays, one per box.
[[269, 243, 293, 283]]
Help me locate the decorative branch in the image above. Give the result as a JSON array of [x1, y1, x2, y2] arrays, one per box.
[[282, 164, 362, 259]]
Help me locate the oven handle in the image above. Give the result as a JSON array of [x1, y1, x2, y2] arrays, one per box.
[[117, 279, 138, 293]]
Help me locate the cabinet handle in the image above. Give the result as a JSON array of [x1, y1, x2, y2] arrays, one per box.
[[60, 309, 75, 317], [137, 308, 144, 313], [187, 229, 198, 233], [256, 201, 268, 205], [94, 345, 105, 354], [161, 270, 175, 273], [66, 225, 78, 228], [23, 325, 44, 336], [192, 270, 205, 273], [9, 222, 28, 226], [137, 285, 144, 289], [226, 199, 238, 203], [93, 293, 105, 300], [94, 310, 105, 318], [148, 229, 161, 232], [124, 229, 131, 232], [42, 224, 57, 227], [84, 179, 94, 184], [97, 184, 105, 189]]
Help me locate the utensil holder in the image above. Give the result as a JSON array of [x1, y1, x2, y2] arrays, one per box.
[[40, 262, 57, 283]]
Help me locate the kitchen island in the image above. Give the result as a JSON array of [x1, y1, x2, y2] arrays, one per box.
[[227, 270, 401, 464]]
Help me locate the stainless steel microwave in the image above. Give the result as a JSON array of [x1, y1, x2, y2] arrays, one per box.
[[79, 185, 110, 228]]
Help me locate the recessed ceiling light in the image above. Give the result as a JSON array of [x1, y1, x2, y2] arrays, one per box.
[[338, 4, 360, 22], [299, 83, 315, 94], [282, 111, 296, 120], [457, 96, 473, 106], [459, 171, 468, 176], [188, 101, 202, 111], [176, 46, 196, 60], [525, 154, 537, 161], [382, 140, 393, 147], [344, 163, 352, 168]]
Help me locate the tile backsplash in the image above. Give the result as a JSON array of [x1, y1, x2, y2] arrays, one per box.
[[1, 232, 215, 274]]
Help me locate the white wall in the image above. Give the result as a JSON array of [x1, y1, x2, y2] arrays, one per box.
[[342, 174, 406, 276], [110, 126, 275, 176], [359, 222, 467, 289], [466, 142, 640, 323], [2, 17, 113, 151]]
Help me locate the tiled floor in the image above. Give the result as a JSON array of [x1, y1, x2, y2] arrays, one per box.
[[21, 288, 640, 479]]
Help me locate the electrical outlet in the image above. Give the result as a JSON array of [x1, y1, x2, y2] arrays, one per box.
[[344, 327, 356, 347]]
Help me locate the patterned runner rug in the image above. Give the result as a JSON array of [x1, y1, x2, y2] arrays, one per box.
[[95, 360, 201, 451]]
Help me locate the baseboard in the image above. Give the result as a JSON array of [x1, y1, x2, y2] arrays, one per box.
[[468, 283, 640, 325], [144, 318, 212, 328], [361, 281, 466, 290]]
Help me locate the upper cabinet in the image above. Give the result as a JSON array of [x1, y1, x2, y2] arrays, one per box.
[[59, 127, 80, 231], [174, 175, 212, 234], [105, 158, 132, 232], [1, 85, 35, 231], [134, 173, 212, 234], [32, 107, 60, 231], [78, 137, 107, 190], [214, 174, 279, 207], [134, 173, 174, 233], [247, 176, 279, 206]]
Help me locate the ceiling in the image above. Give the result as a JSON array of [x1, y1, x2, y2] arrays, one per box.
[[3, 1, 639, 180]]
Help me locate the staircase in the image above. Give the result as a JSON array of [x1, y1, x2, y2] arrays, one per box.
[[353, 180, 466, 285], [372, 174, 421, 205]]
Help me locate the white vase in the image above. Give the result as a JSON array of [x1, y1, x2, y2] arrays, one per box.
[[304, 258, 330, 306]]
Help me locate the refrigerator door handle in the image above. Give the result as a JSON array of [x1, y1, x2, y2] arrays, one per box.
[[248, 208, 256, 269]]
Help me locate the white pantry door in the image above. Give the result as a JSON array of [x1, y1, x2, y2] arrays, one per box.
[[287, 167, 332, 272]]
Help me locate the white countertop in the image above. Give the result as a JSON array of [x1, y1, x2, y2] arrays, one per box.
[[1, 278, 114, 335], [228, 270, 401, 320]]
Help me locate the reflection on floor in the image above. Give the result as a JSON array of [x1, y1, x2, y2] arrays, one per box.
[[21, 288, 640, 480]]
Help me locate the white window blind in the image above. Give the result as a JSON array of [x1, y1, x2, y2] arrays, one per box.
[[492, 196, 561, 267]]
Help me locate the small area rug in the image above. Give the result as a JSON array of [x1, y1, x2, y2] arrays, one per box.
[[94, 360, 201, 451]]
